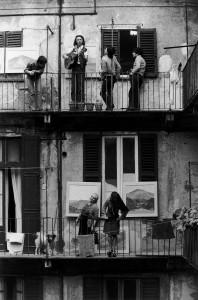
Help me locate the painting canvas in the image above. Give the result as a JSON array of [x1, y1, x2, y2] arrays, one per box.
[[66, 181, 101, 217], [6, 47, 39, 73], [96, 223, 129, 254], [123, 181, 158, 217]]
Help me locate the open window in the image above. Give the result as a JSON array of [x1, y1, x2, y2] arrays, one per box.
[[101, 27, 157, 77]]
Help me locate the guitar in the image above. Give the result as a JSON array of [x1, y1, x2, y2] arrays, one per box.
[[64, 51, 78, 69], [63, 47, 87, 69]]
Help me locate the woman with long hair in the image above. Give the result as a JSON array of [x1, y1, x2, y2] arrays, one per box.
[[103, 191, 128, 257]]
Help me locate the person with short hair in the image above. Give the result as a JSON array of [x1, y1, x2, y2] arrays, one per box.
[[128, 47, 146, 110], [101, 46, 121, 110], [24, 55, 47, 110], [76, 193, 99, 235], [63, 35, 88, 104]]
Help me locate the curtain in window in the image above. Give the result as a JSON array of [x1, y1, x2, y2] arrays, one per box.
[[11, 169, 22, 232]]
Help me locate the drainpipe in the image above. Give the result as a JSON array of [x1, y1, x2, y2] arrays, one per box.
[[185, 0, 189, 59], [57, 0, 63, 252]]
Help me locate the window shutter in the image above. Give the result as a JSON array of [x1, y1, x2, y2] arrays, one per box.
[[141, 278, 160, 300], [138, 28, 157, 78], [24, 278, 43, 300], [22, 135, 40, 253], [84, 278, 101, 300], [139, 134, 158, 181], [83, 135, 101, 182], [101, 29, 120, 59], [0, 33, 5, 47], [6, 31, 23, 47]]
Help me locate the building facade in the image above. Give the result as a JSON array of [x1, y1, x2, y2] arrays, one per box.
[[0, 0, 198, 299]]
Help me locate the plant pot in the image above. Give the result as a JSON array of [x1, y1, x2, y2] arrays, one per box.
[[76, 103, 85, 111], [69, 103, 77, 111], [95, 103, 103, 111], [86, 103, 94, 111]]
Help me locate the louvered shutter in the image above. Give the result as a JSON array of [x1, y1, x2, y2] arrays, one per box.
[[139, 134, 158, 181], [0, 33, 5, 47], [6, 31, 23, 47], [24, 278, 43, 300], [138, 28, 157, 78], [141, 278, 160, 300], [84, 278, 101, 300], [22, 135, 40, 253], [101, 29, 120, 59], [83, 135, 101, 182]]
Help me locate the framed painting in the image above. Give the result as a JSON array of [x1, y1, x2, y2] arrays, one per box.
[[96, 222, 129, 255], [66, 181, 101, 217], [123, 181, 158, 217]]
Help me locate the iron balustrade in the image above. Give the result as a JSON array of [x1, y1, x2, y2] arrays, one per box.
[[0, 217, 183, 257], [0, 72, 183, 112]]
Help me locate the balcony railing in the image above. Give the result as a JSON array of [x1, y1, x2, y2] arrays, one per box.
[[0, 72, 183, 112], [183, 42, 198, 108], [0, 218, 183, 258]]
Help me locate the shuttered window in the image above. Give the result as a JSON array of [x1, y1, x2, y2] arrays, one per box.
[[83, 134, 102, 182], [101, 28, 157, 77], [22, 135, 40, 254], [84, 278, 102, 300], [139, 134, 158, 181], [84, 277, 160, 300], [138, 28, 157, 78], [0, 31, 23, 48], [141, 278, 160, 300], [84, 134, 157, 184], [24, 278, 43, 300]]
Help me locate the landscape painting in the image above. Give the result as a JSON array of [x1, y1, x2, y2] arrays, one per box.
[[123, 182, 158, 217], [66, 181, 101, 217]]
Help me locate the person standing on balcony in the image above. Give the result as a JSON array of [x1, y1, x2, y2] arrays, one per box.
[[63, 35, 88, 105], [76, 193, 99, 236], [128, 47, 146, 110], [103, 191, 128, 257], [24, 55, 47, 110], [100, 47, 121, 111]]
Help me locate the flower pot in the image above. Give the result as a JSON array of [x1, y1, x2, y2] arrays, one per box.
[[69, 103, 77, 111], [95, 103, 103, 111], [76, 103, 85, 111], [86, 103, 94, 111]]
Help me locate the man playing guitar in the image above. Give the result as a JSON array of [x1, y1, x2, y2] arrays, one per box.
[[63, 35, 88, 104]]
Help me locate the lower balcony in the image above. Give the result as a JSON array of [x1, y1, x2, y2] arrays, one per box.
[[0, 218, 183, 258]]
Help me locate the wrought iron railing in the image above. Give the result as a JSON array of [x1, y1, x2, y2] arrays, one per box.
[[0, 72, 183, 112], [0, 218, 183, 257], [183, 42, 198, 108]]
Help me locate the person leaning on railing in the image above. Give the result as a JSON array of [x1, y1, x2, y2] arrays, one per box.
[[100, 47, 121, 111], [128, 47, 146, 110], [24, 55, 47, 110]]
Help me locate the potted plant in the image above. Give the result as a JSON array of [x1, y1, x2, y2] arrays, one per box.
[[76, 102, 85, 111], [86, 102, 94, 111], [95, 100, 103, 111]]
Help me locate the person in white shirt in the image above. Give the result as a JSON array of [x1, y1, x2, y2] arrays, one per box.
[[128, 47, 146, 110], [63, 35, 88, 104], [101, 47, 121, 110]]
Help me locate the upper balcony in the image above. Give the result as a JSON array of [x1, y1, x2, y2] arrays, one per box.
[[0, 72, 182, 113]]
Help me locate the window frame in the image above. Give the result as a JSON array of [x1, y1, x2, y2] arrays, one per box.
[[102, 135, 138, 201]]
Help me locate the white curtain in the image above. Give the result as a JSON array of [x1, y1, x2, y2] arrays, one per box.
[[11, 169, 22, 233]]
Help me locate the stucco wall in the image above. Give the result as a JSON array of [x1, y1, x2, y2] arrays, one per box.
[[61, 131, 198, 219]]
